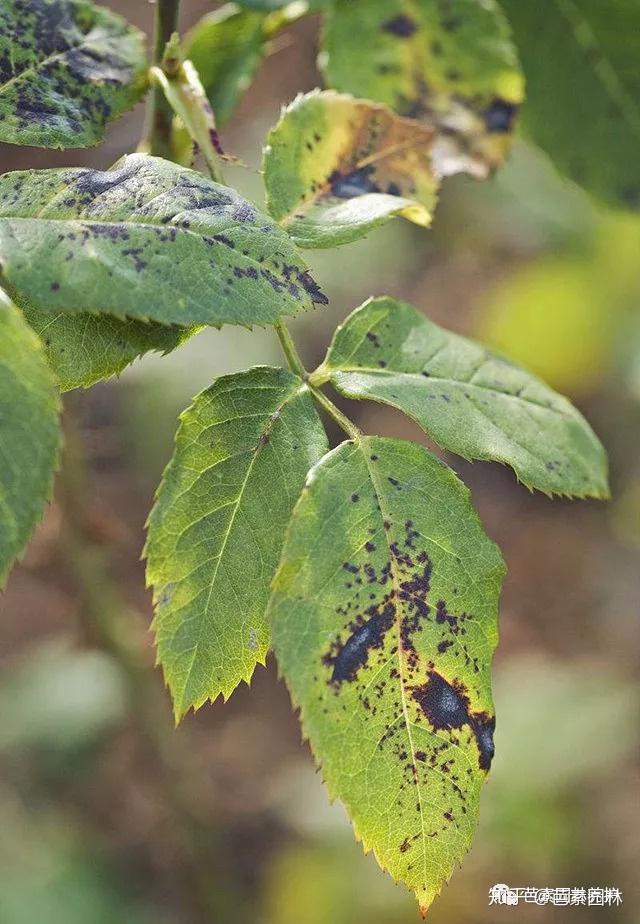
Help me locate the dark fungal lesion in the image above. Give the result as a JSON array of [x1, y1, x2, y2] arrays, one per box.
[[320, 513, 494, 771], [382, 14, 418, 38], [411, 671, 495, 770]]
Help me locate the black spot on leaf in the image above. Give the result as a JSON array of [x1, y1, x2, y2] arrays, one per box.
[[382, 14, 418, 38]]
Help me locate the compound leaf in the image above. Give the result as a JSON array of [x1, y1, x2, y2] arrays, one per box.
[[322, 0, 524, 178], [500, 0, 640, 210], [0, 0, 147, 149], [264, 90, 438, 248], [0, 294, 61, 586], [145, 366, 328, 720], [0, 154, 327, 328], [20, 298, 193, 391], [269, 436, 505, 914], [314, 297, 609, 498], [184, 5, 268, 127]]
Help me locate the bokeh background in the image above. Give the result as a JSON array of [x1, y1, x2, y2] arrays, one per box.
[[1, 3, 638, 922]]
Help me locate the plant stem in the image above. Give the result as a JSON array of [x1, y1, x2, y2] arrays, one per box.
[[275, 320, 362, 439], [309, 385, 362, 441], [274, 319, 308, 379], [141, 0, 181, 157]]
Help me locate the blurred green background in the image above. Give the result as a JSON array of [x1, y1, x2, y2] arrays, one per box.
[[0, 3, 638, 922]]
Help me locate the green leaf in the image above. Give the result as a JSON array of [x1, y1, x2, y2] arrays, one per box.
[[499, 0, 640, 210], [0, 294, 61, 586], [0, 154, 327, 329], [263, 90, 438, 248], [184, 5, 267, 127], [322, 0, 524, 178], [313, 297, 609, 498], [0, 0, 147, 149], [269, 436, 505, 914], [145, 366, 328, 719], [20, 299, 193, 391]]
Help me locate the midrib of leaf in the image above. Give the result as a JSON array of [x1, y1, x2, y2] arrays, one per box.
[[362, 441, 430, 895], [173, 380, 305, 714], [279, 135, 429, 227], [331, 364, 570, 419], [554, 0, 640, 140]]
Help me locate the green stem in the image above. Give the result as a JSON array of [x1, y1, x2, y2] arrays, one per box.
[[141, 0, 181, 157], [274, 319, 308, 379], [275, 320, 361, 439], [309, 385, 362, 441]]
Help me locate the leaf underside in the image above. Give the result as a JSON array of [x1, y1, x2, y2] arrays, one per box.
[[0, 0, 147, 148], [264, 90, 439, 248], [20, 297, 193, 391], [317, 297, 609, 498], [0, 296, 61, 586], [145, 366, 329, 720], [0, 154, 327, 329], [500, 0, 640, 210], [322, 0, 524, 178], [269, 436, 505, 913]]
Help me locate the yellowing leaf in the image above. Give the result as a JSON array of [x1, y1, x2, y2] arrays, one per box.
[[322, 0, 524, 178], [264, 90, 439, 247], [270, 436, 505, 914]]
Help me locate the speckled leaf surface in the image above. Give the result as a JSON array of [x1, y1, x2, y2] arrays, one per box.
[[269, 436, 504, 913], [0, 0, 147, 149], [20, 299, 193, 391], [0, 295, 61, 586], [314, 297, 609, 497], [184, 5, 267, 127], [263, 90, 438, 248], [0, 154, 327, 328], [500, 0, 640, 210], [145, 366, 328, 720], [322, 0, 524, 178]]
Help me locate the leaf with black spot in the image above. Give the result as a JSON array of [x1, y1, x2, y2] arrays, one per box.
[[263, 90, 439, 247], [0, 154, 327, 329], [313, 297, 609, 498], [500, 0, 640, 210], [145, 366, 328, 719], [322, 0, 524, 178], [0, 0, 147, 149], [269, 436, 505, 914], [0, 292, 61, 587]]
